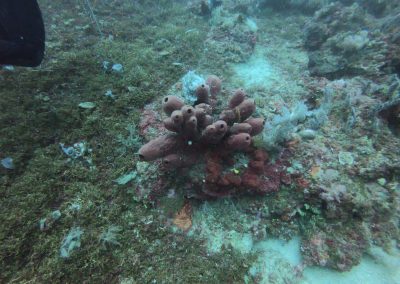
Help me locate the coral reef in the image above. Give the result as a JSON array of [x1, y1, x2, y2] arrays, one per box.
[[261, 102, 308, 151], [1, 0, 400, 282], [381, 12, 400, 75], [138, 75, 290, 198], [204, 7, 258, 64], [376, 96, 400, 136], [303, 2, 398, 78], [301, 228, 369, 271], [259, 0, 329, 13]]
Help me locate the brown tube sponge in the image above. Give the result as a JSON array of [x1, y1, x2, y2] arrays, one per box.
[[219, 109, 236, 124], [225, 133, 251, 151], [229, 123, 252, 135], [163, 153, 196, 170], [183, 116, 198, 139], [202, 120, 228, 144], [195, 108, 213, 128], [237, 99, 256, 121], [195, 84, 209, 103], [229, 88, 246, 109], [162, 154, 183, 169], [214, 120, 228, 135], [195, 103, 212, 114], [164, 118, 181, 133], [245, 118, 265, 136], [162, 96, 184, 116], [194, 107, 206, 124], [171, 110, 183, 125], [202, 124, 217, 138], [206, 75, 222, 96], [203, 115, 213, 127], [138, 134, 183, 161], [181, 105, 196, 121]]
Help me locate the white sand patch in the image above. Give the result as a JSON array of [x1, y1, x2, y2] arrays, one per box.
[[303, 245, 400, 284], [190, 201, 400, 284], [231, 49, 279, 90]]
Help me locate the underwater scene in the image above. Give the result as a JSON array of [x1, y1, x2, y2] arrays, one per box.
[[0, 0, 399, 283]]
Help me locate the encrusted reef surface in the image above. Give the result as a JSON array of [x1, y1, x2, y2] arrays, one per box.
[[0, 0, 399, 283], [303, 1, 400, 78], [138, 74, 299, 200]]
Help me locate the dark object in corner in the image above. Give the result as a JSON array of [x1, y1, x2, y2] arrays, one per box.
[[0, 0, 45, 67], [377, 98, 400, 136]]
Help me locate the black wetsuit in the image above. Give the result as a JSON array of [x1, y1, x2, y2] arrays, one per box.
[[0, 0, 45, 67]]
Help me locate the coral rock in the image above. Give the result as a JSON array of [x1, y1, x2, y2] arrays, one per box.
[[224, 172, 242, 186], [173, 202, 192, 231], [206, 158, 222, 183], [249, 160, 265, 174], [218, 175, 231, 186], [138, 74, 280, 198], [242, 172, 261, 188], [253, 149, 269, 162], [280, 172, 292, 185]]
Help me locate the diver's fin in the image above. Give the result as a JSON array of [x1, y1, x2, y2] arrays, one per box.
[[0, 0, 45, 67]]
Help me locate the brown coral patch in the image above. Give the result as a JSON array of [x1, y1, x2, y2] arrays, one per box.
[[173, 201, 192, 231], [242, 171, 261, 188], [286, 138, 300, 150], [249, 160, 265, 174], [217, 175, 230, 186], [206, 157, 222, 183], [280, 172, 292, 185], [139, 108, 162, 137], [295, 177, 310, 189], [310, 166, 321, 178], [224, 173, 242, 187], [253, 149, 268, 162]]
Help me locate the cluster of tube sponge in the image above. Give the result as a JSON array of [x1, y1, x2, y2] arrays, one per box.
[[138, 75, 264, 168]]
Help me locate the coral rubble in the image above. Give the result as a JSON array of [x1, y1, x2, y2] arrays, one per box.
[[303, 2, 400, 78]]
